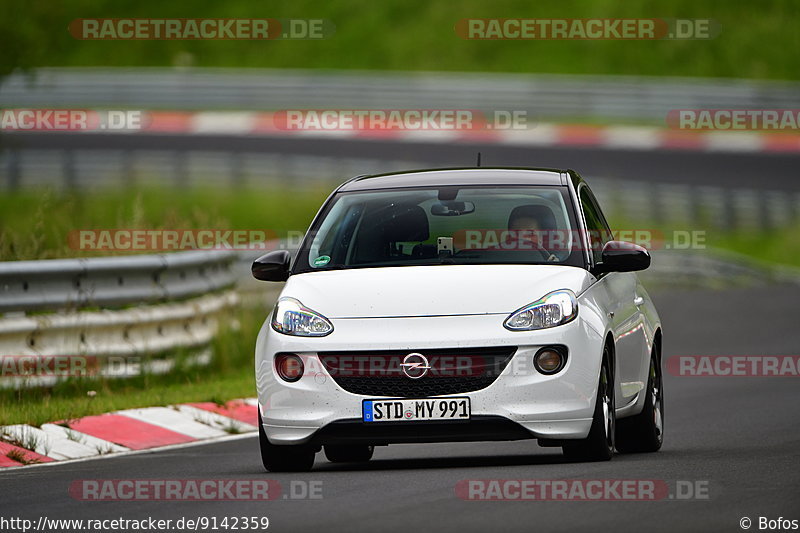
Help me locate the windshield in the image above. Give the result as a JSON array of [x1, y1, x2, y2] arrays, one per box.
[[294, 185, 585, 273]]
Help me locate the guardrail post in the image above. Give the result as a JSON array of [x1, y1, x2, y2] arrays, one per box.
[[122, 150, 135, 187], [789, 193, 800, 224], [63, 150, 76, 189], [230, 151, 244, 187], [6, 149, 21, 190], [689, 186, 703, 229], [757, 191, 772, 232], [723, 188, 738, 233], [173, 150, 188, 187], [650, 183, 664, 226]]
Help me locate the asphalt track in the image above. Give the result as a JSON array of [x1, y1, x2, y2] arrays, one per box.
[[4, 132, 800, 190], [1, 283, 798, 533]]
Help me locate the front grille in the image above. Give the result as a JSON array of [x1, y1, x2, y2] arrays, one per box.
[[316, 346, 517, 397]]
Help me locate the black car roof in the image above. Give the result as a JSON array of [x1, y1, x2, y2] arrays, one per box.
[[337, 167, 570, 192]]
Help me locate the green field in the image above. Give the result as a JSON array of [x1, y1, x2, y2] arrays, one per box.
[[2, 185, 799, 267], [0, 186, 330, 261], [2, 0, 798, 80]]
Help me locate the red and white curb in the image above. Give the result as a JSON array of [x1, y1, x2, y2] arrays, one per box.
[[158, 113, 800, 153], [7, 111, 800, 154], [0, 398, 259, 468]]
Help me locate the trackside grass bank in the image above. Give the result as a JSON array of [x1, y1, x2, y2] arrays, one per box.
[[2, 185, 798, 266]]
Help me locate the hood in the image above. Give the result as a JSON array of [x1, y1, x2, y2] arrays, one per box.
[[280, 264, 592, 319]]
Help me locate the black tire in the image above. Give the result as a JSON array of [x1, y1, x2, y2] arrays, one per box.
[[324, 444, 375, 463], [563, 346, 615, 462], [615, 343, 664, 453], [258, 412, 316, 472]]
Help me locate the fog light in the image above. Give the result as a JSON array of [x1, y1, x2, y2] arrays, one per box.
[[534, 347, 566, 374], [275, 353, 304, 382]]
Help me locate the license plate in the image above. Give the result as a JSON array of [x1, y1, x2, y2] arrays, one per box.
[[362, 397, 471, 422]]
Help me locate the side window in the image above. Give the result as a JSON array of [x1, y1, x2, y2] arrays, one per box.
[[579, 185, 612, 265]]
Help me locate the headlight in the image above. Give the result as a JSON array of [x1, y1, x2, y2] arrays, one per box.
[[503, 289, 578, 331], [271, 297, 333, 337]]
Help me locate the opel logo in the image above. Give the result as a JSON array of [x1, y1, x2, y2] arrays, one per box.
[[400, 353, 431, 379]]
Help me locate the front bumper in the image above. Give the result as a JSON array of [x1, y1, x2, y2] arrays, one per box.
[[255, 313, 605, 445]]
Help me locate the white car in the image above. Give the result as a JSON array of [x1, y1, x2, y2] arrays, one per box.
[[253, 168, 663, 471]]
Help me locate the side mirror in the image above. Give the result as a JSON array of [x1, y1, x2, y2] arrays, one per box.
[[252, 250, 291, 282], [594, 241, 650, 274]]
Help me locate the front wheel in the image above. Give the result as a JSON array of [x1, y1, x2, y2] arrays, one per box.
[[563, 347, 615, 462], [258, 412, 316, 472], [615, 343, 664, 453]]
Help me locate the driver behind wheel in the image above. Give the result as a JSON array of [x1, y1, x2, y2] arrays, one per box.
[[508, 204, 560, 261]]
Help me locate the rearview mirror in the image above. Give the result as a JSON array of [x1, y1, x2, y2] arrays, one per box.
[[431, 201, 475, 216], [252, 250, 291, 282], [594, 241, 650, 274]]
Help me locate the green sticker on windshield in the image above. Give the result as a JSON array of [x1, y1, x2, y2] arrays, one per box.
[[313, 255, 331, 267]]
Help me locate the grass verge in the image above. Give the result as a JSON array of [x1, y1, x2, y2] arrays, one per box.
[[709, 225, 800, 269], [605, 213, 800, 269], [3, 185, 798, 268], [0, 185, 331, 261]]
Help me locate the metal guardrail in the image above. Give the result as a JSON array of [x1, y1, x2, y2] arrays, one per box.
[[2, 68, 800, 121], [0, 249, 237, 313], [0, 293, 234, 389], [0, 248, 240, 389]]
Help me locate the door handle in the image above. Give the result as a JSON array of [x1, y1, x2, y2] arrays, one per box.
[[633, 295, 644, 306]]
